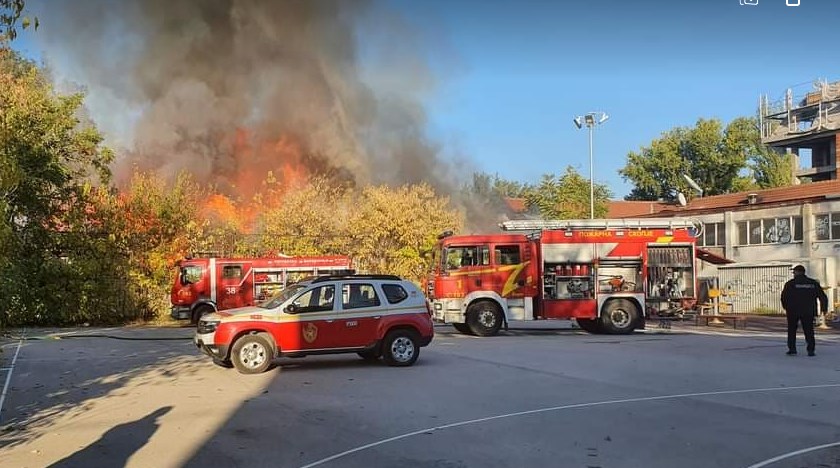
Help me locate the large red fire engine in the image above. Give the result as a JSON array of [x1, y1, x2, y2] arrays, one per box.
[[427, 218, 704, 335], [171, 255, 353, 323]]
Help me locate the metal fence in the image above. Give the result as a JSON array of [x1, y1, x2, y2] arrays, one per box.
[[716, 263, 792, 315]]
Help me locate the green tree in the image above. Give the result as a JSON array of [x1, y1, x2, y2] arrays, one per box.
[[349, 183, 463, 283], [621, 117, 790, 201], [257, 175, 354, 256], [0, 49, 120, 326], [752, 149, 793, 188], [464, 172, 530, 199], [1, 0, 37, 43], [523, 167, 612, 219]]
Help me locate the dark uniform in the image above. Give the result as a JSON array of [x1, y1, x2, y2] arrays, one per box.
[[780, 265, 828, 356]]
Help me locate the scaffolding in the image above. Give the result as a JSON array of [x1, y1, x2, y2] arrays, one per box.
[[759, 78, 840, 143]]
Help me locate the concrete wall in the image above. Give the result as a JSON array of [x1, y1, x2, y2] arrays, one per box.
[[691, 199, 840, 309]]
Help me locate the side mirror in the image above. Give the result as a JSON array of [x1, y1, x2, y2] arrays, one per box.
[[284, 303, 298, 314]]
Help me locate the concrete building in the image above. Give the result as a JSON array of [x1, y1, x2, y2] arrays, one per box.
[[644, 180, 840, 314], [760, 79, 840, 183]]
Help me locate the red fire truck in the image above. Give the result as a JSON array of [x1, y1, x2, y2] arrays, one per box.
[[171, 255, 353, 323], [427, 218, 704, 336]]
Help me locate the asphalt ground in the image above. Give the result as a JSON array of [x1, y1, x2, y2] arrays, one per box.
[[0, 321, 838, 468]]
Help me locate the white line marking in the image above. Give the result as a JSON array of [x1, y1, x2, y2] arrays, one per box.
[[745, 440, 840, 468], [0, 330, 25, 424], [299, 383, 840, 468]]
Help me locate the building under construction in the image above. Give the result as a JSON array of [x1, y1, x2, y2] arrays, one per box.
[[760, 78, 840, 183]]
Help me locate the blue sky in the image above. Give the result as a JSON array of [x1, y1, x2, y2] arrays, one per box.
[[11, 0, 839, 199], [386, 0, 840, 197]]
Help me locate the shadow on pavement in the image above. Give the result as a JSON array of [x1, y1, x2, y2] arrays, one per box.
[[0, 328, 198, 452], [47, 406, 172, 468]]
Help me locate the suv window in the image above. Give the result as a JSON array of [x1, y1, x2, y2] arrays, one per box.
[[342, 283, 381, 309], [382, 284, 409, 304], [293, 285, 335, 313]]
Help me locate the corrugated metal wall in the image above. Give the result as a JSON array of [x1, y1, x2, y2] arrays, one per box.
[[717, 264, 792, 315]]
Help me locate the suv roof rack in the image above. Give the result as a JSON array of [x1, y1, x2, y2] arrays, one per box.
[[310, 274, 402, 283]]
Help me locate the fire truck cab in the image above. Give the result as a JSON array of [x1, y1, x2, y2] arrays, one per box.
[[171, 255, 353, 323], [427, 218, 702, 336]]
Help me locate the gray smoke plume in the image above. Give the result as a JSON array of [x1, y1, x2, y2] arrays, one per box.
[[28, 0, 517, 232], [30, 0, 468, 196]]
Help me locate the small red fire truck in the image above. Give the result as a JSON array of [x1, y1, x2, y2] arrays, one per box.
[[171, 255, 353, 323], [427, 218, 703, 336]]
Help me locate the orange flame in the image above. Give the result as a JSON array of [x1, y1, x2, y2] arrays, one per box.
[[200, 132, 313, 233]]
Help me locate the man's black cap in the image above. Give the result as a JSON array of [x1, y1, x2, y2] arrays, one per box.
[[792, 264, 806, 273]]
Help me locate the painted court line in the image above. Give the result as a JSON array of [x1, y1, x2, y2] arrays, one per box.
[[0, 330, 25, 424], [745, 440, 840, 468], [299, 383, 840, 468]]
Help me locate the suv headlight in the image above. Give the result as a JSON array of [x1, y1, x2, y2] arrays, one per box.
[[197, 320, 220, 334]]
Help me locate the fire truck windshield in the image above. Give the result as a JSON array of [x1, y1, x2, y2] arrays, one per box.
[[179, 265, 202, 285], [258, 284, 307, 309]]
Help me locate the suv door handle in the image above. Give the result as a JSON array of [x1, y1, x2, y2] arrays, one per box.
[[373, 315, 381, 319], [325, 319, 335, 323]]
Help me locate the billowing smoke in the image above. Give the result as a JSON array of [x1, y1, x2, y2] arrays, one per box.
[[31, 0, 467, 197], [29, 0, 519, 233]]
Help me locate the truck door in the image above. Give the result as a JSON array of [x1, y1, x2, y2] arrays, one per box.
[[443, 244, 491, 294], [217, 263, 254, 310], [491, 243, 529, 298]]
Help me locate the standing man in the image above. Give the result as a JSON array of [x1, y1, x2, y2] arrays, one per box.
[[780, 265, 829, 356]]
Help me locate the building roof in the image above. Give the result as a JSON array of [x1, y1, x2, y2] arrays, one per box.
[[642, 180, 840, 217], [607, 200, 670, 218], [504, 197, 527, 213], [503, 181, 840, 219]]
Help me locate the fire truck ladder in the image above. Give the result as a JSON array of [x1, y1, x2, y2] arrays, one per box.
[[499, 218, 703, 236]]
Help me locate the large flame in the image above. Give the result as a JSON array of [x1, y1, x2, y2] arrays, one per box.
[[201, 131, 313, 233]]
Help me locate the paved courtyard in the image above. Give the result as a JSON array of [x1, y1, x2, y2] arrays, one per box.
[[0, 323, 839, 468]]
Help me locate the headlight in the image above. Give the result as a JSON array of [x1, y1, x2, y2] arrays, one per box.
[[197, 320, 219, 334]]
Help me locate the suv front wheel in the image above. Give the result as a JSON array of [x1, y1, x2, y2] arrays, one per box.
[[382, 330, 420, 367], [231, 333, 275, 374]]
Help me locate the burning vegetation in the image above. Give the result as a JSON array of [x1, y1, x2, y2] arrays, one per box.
[[0, 0, 510, 326]]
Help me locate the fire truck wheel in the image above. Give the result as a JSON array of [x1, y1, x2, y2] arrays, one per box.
[[382, 330, 420, 367], [452, 323, 473, 335], [467, 301, 503, 337], [191, 304, 215, 325], [601, 299, 639, 335], [231, 333, 275, 374], [576, 318, 603, 334]]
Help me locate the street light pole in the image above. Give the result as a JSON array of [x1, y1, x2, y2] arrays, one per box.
[[574, 112, 608, 219], [588, 122, 594, 219]]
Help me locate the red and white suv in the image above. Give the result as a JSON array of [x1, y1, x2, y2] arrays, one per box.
[[194, 275, 434, 374]]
